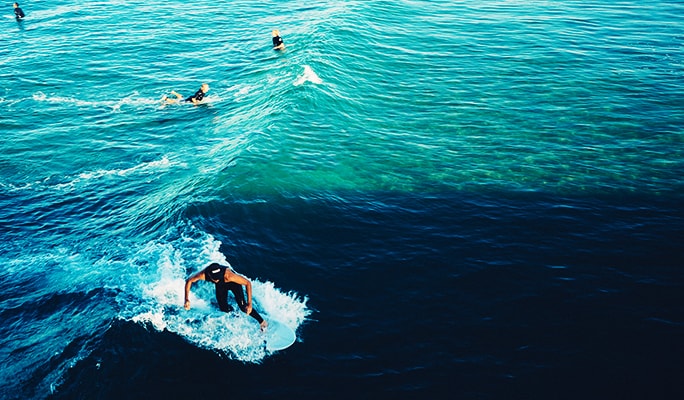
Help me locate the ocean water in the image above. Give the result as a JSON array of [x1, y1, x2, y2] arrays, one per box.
[[1, 0, 683, 398]]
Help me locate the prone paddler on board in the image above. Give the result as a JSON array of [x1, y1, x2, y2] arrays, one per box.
[[184, 263, 269, 331], [161, 83, 209, 105]]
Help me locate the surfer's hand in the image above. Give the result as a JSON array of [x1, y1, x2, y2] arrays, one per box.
[[246, 303, 253, 315], [184, 299, 190, 310]]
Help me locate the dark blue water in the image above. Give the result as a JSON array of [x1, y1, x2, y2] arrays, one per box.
[[2, 0, 683, 399], [39, 192, 683, 399]]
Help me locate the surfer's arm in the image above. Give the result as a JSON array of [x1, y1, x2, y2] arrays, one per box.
[[244, 279, 253, 314], [184, 271, 205, 309]]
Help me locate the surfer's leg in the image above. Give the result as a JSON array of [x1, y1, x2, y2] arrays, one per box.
[[248, 308, 265, 324], [227, 282, 249, 311], [161, 91, 182, 104], [227, 282, 265, 324], [215, 283, 234, 313]]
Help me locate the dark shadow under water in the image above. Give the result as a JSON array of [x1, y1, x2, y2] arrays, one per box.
[[48, 190, 684, 399]]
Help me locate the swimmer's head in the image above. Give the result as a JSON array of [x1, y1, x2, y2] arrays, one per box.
[[14, 3, 19, 8], [272, 29, 280, 37], [201, 83, 209, 92]]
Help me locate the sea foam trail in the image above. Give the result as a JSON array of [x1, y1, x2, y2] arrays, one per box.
[[1, 156, 182, 193], [32, 91, 160, 111]]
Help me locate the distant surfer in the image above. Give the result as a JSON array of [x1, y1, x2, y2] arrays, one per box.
[[184, 263, 269, 331], [13, 3, 25, 19], [272, 29, 285, 50], [161, 83, 209, 105]]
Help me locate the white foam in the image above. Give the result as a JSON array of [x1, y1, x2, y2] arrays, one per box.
[[294, 65, 323, 86], [3, 156, 182, 195], [77, 156, 176, 181], [33, 91, 164, 112], [121, 225, 311, 362], [234, 85, 252, 96]]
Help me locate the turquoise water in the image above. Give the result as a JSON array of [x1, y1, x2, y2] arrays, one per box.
[[4, 1, 682, 197], [1, 1, 683, 398]]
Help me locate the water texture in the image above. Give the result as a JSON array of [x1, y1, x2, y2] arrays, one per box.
[[1, 1, 682, 398]]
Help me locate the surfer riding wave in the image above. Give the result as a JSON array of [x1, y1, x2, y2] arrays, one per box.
[[184, 263, 268, 331]]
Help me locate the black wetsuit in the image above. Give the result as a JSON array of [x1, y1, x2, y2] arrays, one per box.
[[185, 88, 205, 103], [205, 266, 264, 324], [15, 7, 25, 19], [272, 35, 284, 49]]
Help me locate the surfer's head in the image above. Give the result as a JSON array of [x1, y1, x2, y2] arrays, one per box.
[[272, 29, 280, 37], [200, 83, 209, 93], [205, 263, 223, 283]]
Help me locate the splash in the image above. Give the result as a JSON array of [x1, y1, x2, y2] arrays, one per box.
[[120, 225, 311, 362], [294, 65, 323, 86]]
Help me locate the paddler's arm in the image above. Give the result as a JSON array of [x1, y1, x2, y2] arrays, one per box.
[[184, 270, 206, 310]]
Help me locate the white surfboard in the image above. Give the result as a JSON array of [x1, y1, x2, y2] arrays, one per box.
[[265, 320, 296, 352]]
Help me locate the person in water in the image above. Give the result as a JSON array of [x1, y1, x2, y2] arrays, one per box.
[[161, 83, 209, 105], [272, 29, 285, 50], [13, 3, 25, 19], [184, 263, 268, 331]]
